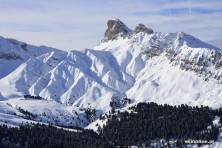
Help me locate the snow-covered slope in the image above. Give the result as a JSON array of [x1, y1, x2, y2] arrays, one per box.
[[0, 36, 65, 78], [0, 19, 222, 129], [94, 30, 222, 108], [0, 98, 87, 128]]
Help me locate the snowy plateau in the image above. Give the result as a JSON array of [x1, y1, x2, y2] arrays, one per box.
[[0, 19, 222, 146]]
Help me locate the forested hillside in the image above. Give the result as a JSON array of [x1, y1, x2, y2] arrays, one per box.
[[0, 124, 113, 148], [1, 102, 222, 147], [101, 102, 222, 147]]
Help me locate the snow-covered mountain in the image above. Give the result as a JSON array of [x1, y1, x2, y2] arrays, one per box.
[[0, 36, 64, 79], [0, 19, 222, 128]]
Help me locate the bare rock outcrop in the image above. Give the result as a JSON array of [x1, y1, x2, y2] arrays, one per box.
[[134, 24, 153, 34], [104, 19, 132, 41]]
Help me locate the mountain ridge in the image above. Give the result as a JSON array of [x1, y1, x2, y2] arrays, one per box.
[[0, 19, 222, 130], [0, 36, 65, 79]]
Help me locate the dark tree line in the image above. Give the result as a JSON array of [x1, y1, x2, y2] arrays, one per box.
[[101, 102, 221, 147], [23, 95, 43, 100], [0, 123, 113, 148]]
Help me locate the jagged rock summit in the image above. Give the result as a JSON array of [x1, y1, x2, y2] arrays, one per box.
[[134, 24, 153, 34], [104, 19, 132, 41], [103, 19, 154, 42]]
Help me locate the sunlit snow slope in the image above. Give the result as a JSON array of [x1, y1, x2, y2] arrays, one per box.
[[0, 36, 64, 79]]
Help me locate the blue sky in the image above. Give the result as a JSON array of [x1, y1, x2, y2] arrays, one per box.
[[0, 0, 221, 51]]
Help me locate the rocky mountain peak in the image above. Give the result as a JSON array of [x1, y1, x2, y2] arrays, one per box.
[[134, 24, 153, 34], [104, 19, 132, 41]]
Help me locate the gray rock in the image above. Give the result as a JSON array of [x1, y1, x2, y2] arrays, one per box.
[[104, 19, 132, 41], [134, 24, 153, 34], [0, 52, 21, 60]]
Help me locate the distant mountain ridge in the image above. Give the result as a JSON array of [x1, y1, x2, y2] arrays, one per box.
[[0, 36, 64, 79]]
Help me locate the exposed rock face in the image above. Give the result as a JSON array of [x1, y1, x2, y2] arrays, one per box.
[[134, 24, 153, 34], [104, 19, 132, 41], [102, 20, 154, 43], [0, 53, 21, 60]]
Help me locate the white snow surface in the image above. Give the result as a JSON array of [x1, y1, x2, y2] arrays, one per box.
[[0, 98, 89, 128], [0, 36, 64, 79]]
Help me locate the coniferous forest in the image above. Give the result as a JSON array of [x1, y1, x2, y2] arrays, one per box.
[[101, 102, 222, 147], [1, 102, 222, 147], [0, 124, 113, 148]]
